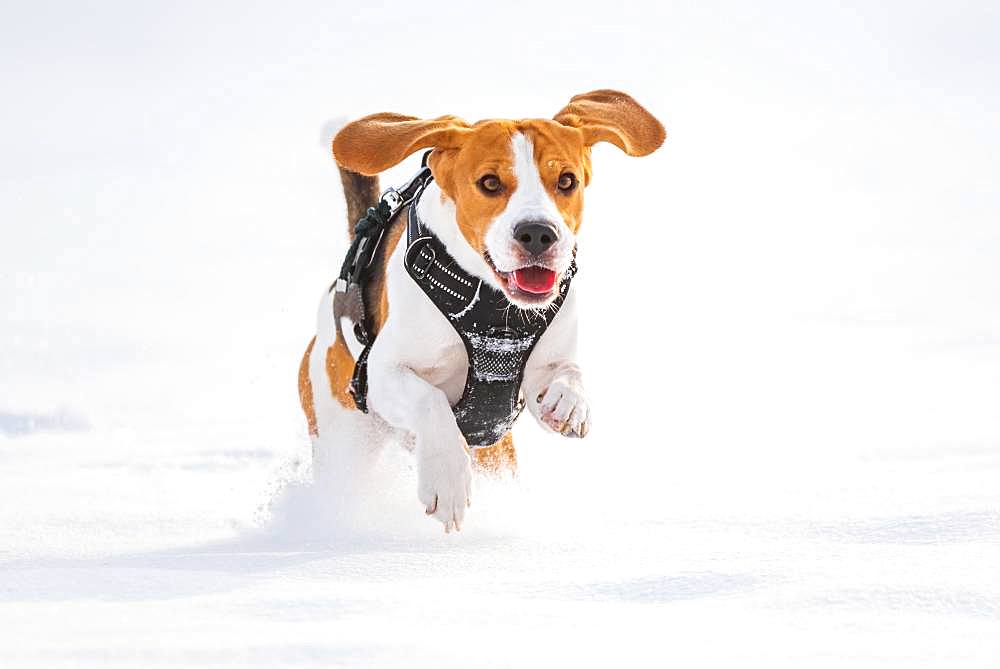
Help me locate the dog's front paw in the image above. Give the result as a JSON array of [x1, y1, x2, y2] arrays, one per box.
[[417, 439, 472, 533], [536, 377, 591, 438]]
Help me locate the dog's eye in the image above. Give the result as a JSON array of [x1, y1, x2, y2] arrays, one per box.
[[557, 172, 578, 193], [478, 174, 502, 195]]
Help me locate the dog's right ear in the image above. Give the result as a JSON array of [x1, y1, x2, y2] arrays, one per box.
[[332, 113, 471, 175]]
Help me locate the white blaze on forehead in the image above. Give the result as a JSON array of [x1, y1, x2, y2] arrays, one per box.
[[484, 132, 576, 273], [507, 133, 563, 223]]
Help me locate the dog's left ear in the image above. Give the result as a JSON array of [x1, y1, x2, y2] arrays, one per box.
[[553, 90, 665, 156]]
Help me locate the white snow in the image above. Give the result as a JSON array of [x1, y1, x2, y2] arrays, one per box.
[[2, 1, 999, 666]]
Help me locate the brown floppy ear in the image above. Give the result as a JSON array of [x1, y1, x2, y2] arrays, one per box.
[[553, 90, 665, 156], [332, 113, 471, 175]]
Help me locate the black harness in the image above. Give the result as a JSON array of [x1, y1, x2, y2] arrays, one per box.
[[335, 162, 576, 448]]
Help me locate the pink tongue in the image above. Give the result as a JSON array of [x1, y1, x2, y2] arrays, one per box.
[[513, 266, 557, 294]]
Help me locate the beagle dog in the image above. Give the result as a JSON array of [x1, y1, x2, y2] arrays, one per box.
[[299, 90, 665, 531]]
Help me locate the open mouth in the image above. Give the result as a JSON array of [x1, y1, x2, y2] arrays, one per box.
[[512, 266, 557, 294], [485, 253, 559, 303]]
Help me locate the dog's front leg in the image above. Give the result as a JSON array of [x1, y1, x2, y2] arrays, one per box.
[[526, 361, 591, 438], [366, 360, 472, 532], [523, 292, 592, 439]]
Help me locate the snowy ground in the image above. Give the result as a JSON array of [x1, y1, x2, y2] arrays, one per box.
[[2, 1, 999, 666]]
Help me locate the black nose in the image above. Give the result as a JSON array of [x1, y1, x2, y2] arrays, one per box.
[[513, 221, 559, 256]]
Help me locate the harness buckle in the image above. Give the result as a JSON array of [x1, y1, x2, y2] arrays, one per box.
[[411, 245, 435, 280], [382, 188, 404, 215]]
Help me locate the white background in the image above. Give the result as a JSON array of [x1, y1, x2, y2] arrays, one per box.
[[2, 1, 999, 666]]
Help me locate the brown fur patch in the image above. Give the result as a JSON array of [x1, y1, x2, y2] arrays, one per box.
[[472, 431, 517, 475], [298, 337, 318, 437], [325, 335, 356, 411]]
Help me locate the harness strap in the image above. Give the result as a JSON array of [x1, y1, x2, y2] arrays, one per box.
[[336, 162, 434, 292], [404, 197, 484, 318]]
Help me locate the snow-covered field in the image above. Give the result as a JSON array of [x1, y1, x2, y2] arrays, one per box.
[[2, 2, 999, 666]]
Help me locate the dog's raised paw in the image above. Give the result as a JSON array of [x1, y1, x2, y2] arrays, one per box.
[[537, 377, 591, 438], [417, 445, 473, 533]]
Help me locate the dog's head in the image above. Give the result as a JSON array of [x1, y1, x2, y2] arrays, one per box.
[[333, 90, 665, 307]]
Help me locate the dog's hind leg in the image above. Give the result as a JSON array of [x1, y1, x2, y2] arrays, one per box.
[[298, 337, 319, 440], [300, 290, 389, 487], [310, 400, 387, 490]]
